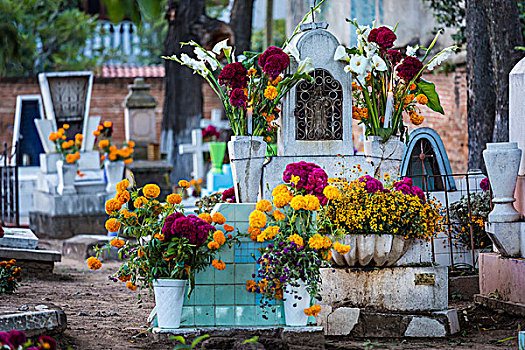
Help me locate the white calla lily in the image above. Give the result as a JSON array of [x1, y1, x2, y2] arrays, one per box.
[[284, 44, 301, 62], [212, 39, 232, 56], [372, 55, 387, 71], [349, 55, 370, 76], [333, 45, 350, 62], [406, 45, 419, 57], [344, 65, 352, 73], [297, 57, 314, 74]]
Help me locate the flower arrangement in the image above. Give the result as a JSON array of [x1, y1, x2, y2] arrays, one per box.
[[336, 20, 457, 141], [88, 178, 235, 294], [179, 178, 204, 198], [245, 162, 350, 317], [48, 124, 82, 164], [202, 125, 221, 142], [320, 175, 443, 240], [449, 178, 492, 250], [0, 330, 56, 350], [221, 187, 236, 203], [162, 6, 323, 137], [93, 121, 135, 164], [0, 259, 22, 294]]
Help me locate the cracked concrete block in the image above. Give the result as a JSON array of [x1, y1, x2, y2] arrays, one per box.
[[404, 317, 446, 337], [326, 307, 360, 336]]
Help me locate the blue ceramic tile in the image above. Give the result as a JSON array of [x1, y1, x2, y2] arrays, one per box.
[[183, 289, 195, 306], [215, 284, 234, 305], [194, 285, 214, 305], [235, 264, 255, 283], [215, 264, 234, 284], [235, 305, 256, 326], [180, 306, 195, 327], [234, 221, 250, 233], [235, 284, 255, 305], [220, 246, 235, 264], [194, 306, 215, 326], [194, 267, 214, 285], [215, 306, 235, 326]]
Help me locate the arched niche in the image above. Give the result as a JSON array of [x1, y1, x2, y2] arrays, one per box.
[[400, 127, 456, 191]]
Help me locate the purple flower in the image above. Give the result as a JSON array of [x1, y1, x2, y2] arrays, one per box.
[[359, 175, 384, 193], [229, 88, 247, 109], [393, 178, 426, 203], [162, 212, 185, 239], [480, 177, 490, 192], [282, 161, 328, 202], [258, 46, 290, 79], [221, 187, 236, 203], [218, 62, 248, 88]]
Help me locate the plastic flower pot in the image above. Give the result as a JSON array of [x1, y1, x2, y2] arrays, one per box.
[[209, 141, 227, 174], [104, 160, 125, 193], [331, 234, 411, 267], [265, 144, 277, 157], [283, 279, 310, 326], [56, 160, 77, 195], [152, 279, 187, 329], [227, 136, 267, 203]]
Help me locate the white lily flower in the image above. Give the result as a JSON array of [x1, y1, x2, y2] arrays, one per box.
[[427, 47, 453, 71], [344, 65, 352, 73], [372, 55, 387, 71], [349, 55, 370, 76], [180, 53, 193, 65], [284, 44, 301, 62], [333, 45, 350, 62], [212, 39, 232, 56], [406, 45, 419, 57], [297, 57, 314, 74], [356, 73, 368, 86]]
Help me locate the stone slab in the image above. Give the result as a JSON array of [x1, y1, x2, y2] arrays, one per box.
[[62, 234, 119, 261], [29, 211, 107, 239], [126, 160, 172, 201], [485, 221, 524, 258], [32, 190, 106, 216], [0, 228, 38, 249], [395, 239, 433, 266], [449, 275, 479, 300], [319, 266, 448, 312], [479, 253, 525, 304], [474, 294, 525, 317], [153, 326, 324, 349], [0, 304, 67, 336], [0, 247, 61, 263], [316, 307, 458, 338]]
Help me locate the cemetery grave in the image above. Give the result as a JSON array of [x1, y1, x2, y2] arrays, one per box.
[[0, 2, 524, 349]]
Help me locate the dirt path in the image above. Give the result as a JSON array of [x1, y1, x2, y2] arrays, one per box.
[[2, 257, 522, 350]]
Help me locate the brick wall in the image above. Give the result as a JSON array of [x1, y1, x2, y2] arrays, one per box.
[[0, 69, 467, 172]]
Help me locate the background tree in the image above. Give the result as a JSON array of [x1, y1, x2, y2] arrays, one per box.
[[230, 0, 255, 54]]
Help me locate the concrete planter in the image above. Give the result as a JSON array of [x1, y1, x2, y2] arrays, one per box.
[[104, 160, 125, 193], [332, 234, 412, 267], [483, 142, 522, 222], [56, 160, 77, 195], [364, 136, 404, 179], [227, 136, 267, 203], [153, 279, 187, 329], [283, 279, 310, 326]]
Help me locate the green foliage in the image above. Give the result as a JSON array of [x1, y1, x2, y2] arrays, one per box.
[[0, 259, 22, 294], [194, 192, 225, 214], [251, 19, 287, 53], [449, 191, 492, 250], [171, 334, 210, 350], [417, 79, 444, 114], [0, 0, 103, 76]]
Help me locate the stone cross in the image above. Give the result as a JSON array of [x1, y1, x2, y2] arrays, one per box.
[[200, 109, 230, 130], [178, 129, 210, 180]]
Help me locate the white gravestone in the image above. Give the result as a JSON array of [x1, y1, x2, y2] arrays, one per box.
[[200, 109, 230, 130], [0, 228, 39, 250], [124, 78, 158, 148], [178, 129, 210, 180]]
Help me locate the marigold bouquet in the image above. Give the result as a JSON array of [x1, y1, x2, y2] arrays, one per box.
[[321, 175, 443, 240], [162, 6, 322, 137], [246, 162, 350, 317], [48, 124, 82, 164], [336, 19, 457, 141], [93, 120, 135, 164], [87, 179, 236, 294], [0, 259, 22, 294]]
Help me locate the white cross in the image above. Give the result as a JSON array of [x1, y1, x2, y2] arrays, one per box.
[[178, 129, 210, 180], [199, 109, 230, 130]]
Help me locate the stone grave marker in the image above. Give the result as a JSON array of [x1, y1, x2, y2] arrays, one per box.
[[178, 129, 210, 180]]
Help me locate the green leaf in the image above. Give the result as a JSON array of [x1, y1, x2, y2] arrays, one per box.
[[136, 0, 162, 20], [191, 334, 210, 348], [170, 336, 186, 344], [416, 79, 444, 114]]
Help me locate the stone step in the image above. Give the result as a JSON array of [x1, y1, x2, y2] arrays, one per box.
[[0, 247, 61, 277], [0, 304, 66, 336], [62, 234, 120, 261]]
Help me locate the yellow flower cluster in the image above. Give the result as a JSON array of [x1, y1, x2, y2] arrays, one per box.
[[287, 234, 304, 247], [272, 184, 293, 208], [257, 226, 279, 242], [304, 305, 322, 317], [166, 193, 182, 205], [264, 85, 278, 100], [290, 194, 320, 211], [256, 199, 273, 212], [308, 234, 332, 250], [323, 185, 341, 200], [333, 241, 351, 255], [249, 210, 267, 229]]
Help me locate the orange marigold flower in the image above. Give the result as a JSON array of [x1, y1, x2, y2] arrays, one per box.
[[223, 224, 234, 232], [409, 110, 424, 125], [249, 210, 267, 229], [110, 238, 125, 248], [137, 248, 145, 258], [256, 199, 273, 212], [105, 218, 121, 232], [410, 83, 417, 90], [166, 193, 182, 205], [93, 130, 100, 137], [98, 140, 110, 149], [154, 233, 165, 241], [248, 227, 261, 241], [212, 259, 226, 271], [105, 198, 122, 214], [87, 256, 102, 270], [126, 281, 137, 291], [143, 184, 160, 199], [134, 196, 148, 208], [124, 158, 133, 165], [264, 85, 278, 100], [333, 241, 351, 255], [211, 212, 226, 225], [115, 190, 130, 204], [103, 121, 113, 128], [248, 68, 257, 76], [288, 234, 304, 247], [213, 230, 226, 245], [246, 279, 257, 292], [207, 241, 220, 250], [273, 209, 286, 221], [178, 180, 190, 189], [116, 179, 129, 193], [198, 213, 213, 224], [49, 132, 58, 142], [416, 94, 428, 105], [65, 154, 76, 164], [118, 274, 131, 282], [304, 305, 322, 317]]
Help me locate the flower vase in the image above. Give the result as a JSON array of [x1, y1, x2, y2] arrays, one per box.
[[483, 142, 522, 222], [227, 136, 267, 203], [364, 136, 405, 180], [104, 160, 125, 193], [209, 142, 227, 174], [283, 280, 310, 326], [331, 234, 412, 267], [56, 160, 77, 195], [153, 279, 187, 329]]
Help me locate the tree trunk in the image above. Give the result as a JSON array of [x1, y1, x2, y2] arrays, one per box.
[[481, 0, 524, 142], [265, 0, 274, 47], [466, 0, 496, 171], [230, 0, 254, 55], [161, 0, 231, 182]]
